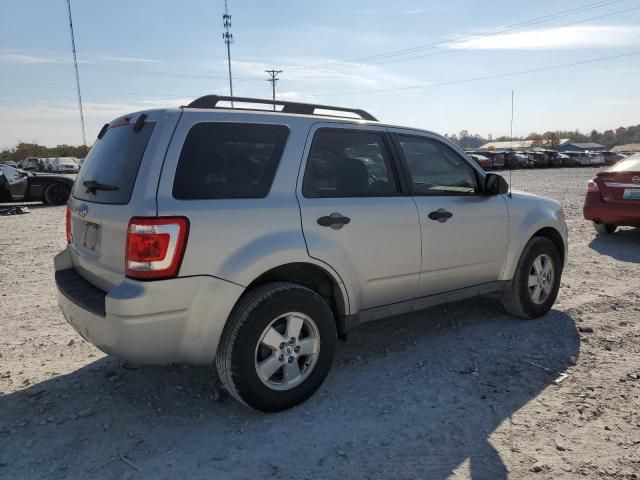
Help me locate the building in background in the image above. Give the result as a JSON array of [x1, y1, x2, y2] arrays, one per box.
[[558, 142, 606, 152], [610, 144, 640, 153]]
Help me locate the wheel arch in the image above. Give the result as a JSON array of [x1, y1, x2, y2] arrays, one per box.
[[242, 262, 349, 335], [532, 226, 565, 267]]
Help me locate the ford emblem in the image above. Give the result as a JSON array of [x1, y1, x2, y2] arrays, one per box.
[[633, 176, 640, 184], [77, 204, 88, 218]]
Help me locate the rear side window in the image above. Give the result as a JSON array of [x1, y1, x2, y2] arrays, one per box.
[[72, 122, 155, 204], [172, 123, 289, 199], [302, 129, 399, 198]]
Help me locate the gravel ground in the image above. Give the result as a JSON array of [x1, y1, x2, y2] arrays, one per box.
[[0, 167, 638, 480]]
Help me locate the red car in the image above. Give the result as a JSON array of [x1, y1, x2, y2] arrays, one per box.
[[583, 154, 640, 234]]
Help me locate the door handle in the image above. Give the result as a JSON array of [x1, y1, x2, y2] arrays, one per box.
[[428, 209, 453, 223], [317, 212, 351, 229]]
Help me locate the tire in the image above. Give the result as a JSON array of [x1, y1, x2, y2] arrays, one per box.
[[593, 222, 616, 234], [43, 183, 70, 206], [216, 282, 337, 412], [501, 237, 562, 319]]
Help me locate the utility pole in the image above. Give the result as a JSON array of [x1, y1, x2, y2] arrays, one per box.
[[66, 0, 86, 147], [265, 69, 282, 111], [222, 0, 234, 106]]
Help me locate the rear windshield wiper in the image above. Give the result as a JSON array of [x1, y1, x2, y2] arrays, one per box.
[[83, 180, 119, 194]]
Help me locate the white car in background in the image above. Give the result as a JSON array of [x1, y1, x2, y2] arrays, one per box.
[[51, 157, 80, 174]]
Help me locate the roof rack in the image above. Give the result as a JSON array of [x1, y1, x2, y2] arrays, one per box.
[[186, 95, 378, 121]]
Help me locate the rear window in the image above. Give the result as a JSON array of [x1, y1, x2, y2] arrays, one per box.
[[609, 155, 640, 172], [172, 122, 289, 200], [72, 122, 154, 204]]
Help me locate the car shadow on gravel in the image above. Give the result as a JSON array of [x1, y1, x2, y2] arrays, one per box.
[[0, 297, 579, 480], [588, 227, 640, 263]]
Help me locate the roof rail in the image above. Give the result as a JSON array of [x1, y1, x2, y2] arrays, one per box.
[[186, 95, 378, 121]]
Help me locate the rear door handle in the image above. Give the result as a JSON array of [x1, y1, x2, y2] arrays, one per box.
[[428, 209, 453, 223], [317, 212, 351, 229]]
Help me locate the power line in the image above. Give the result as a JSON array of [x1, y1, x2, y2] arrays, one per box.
[[265, 69, 282, 110], [307, 51, 640, 97], [65, 0, 86, 147], [223, 0, 234, 104], [290, 0, 633, 72]]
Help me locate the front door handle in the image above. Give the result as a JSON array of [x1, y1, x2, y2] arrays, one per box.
[[317, 212, 351, 229], [428, 208, 453, 223]]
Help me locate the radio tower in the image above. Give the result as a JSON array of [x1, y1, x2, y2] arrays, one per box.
[[222, 0, 234, 106], [66, 0, 86, 147]]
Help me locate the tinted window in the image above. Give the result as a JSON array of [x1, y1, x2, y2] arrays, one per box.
[[398, 136, 477, 195], [302, 129, 398, 198], [73, 122, 155, 204], [173, 123, 289, 200]]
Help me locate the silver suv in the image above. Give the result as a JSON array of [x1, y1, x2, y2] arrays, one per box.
[[55, 96, 568, 412]]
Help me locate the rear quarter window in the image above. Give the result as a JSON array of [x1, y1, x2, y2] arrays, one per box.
[[172, 122, 289, 200], [72, 122, 155, 204]]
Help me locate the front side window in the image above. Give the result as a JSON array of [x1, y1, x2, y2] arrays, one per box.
[[173, 123, 289, 200], [302, 129, 399, 198], [397, 136, 478, 195]]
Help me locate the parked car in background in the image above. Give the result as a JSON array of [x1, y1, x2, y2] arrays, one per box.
[[548, 151, 563, 167], [19, 157, 40, 171], [51, 157, 80, 174], [0, 164, 73, 205], [603, 152, 626, 165], [55, 95, 567, 412], [468, 150, 505, 169], [1, 161, 19, 168], [467, 153, 493, 170], [584, 154, 640, 234], [528, 151, 551, 168], [562, 151, 590, 167], [586, 152, 605, 166]]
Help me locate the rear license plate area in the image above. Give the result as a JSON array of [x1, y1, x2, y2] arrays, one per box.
[[82, 222, 101, 252], [623, 188, 640, 200]]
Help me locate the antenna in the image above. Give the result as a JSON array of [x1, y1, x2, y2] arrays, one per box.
[[222, 0, 234, 106], [65, 0, 86, 147], [509, 89, 514, 198], [265, 69, 282, 111]]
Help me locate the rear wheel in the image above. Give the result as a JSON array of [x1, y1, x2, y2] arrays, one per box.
[[43, 183, 70, 205], [501, 237, 562, 319], [216, 282, 337, 412], [593, 222, 616, 234]]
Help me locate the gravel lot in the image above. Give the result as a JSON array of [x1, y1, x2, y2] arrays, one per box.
[[1, 167, 638, 479]]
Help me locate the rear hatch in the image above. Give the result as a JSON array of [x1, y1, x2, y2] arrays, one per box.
[[595, 156, 640, 204], [67, 110, 180, 291]]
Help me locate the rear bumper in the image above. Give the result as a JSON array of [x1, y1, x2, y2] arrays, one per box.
[[583, 192, 640, 226], [54, 247, 245, 365]]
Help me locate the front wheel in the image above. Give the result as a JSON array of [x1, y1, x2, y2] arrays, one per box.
[[43, 183, 70, 205], [216, 282, 337, 412], [501, 237, 562, 319], [593, 222, 616, 234]]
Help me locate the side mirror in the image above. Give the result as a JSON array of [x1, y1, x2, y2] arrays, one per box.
[[484, 173, 509, 195]]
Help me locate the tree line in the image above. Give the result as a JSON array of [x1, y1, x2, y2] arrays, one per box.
[[445, 123, 640, 150], [0, 143, 90, 163]]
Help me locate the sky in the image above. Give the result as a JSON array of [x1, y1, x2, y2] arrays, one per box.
[[0, 0, 639, 148]]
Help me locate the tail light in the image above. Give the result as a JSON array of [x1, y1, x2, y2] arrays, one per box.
[[65, 206, 72, 244], [587, 180, 599, 192], [125, 217, 189, 280]]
